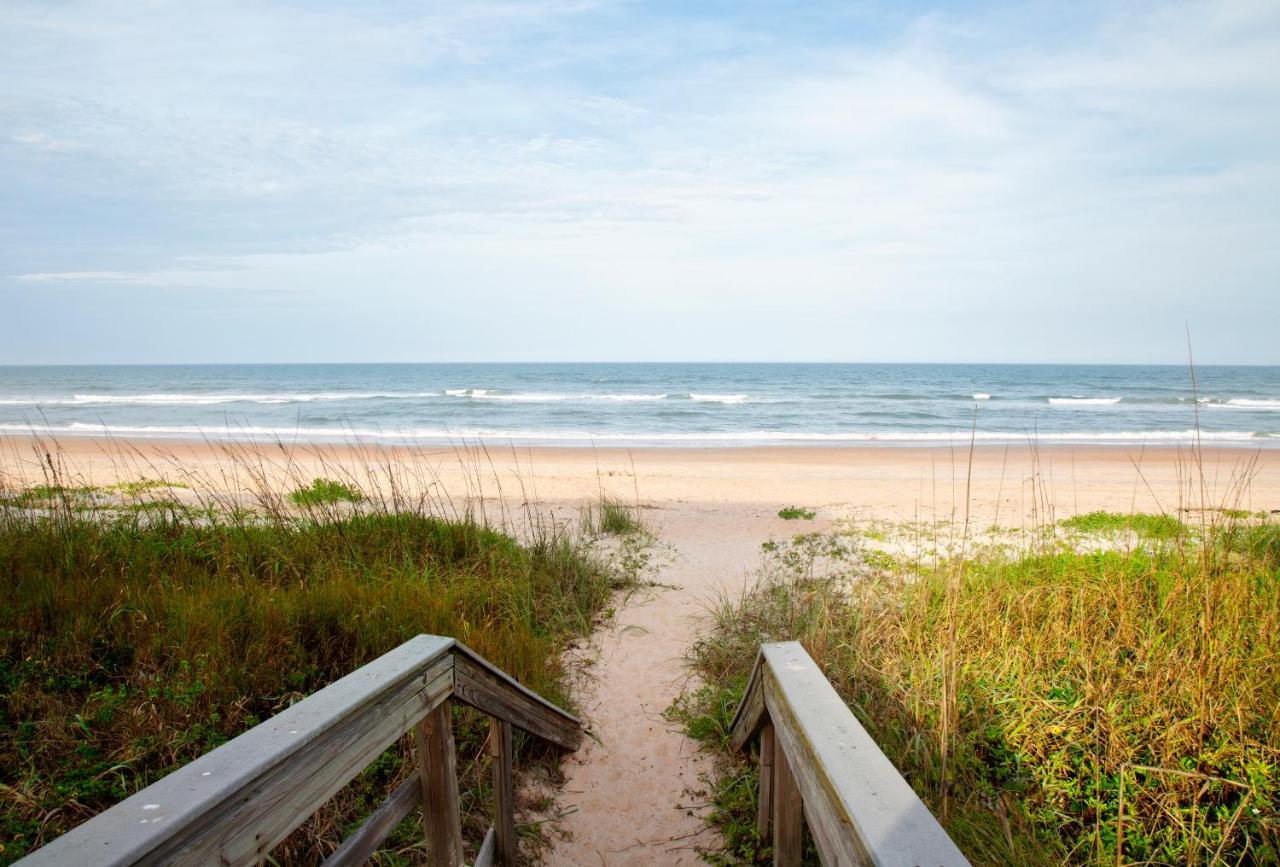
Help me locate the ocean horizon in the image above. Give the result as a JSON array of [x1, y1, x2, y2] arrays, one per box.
[[1, 362, 1277, 447]]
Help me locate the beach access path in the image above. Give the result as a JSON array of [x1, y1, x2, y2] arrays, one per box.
[[543, 503, 817, 865]]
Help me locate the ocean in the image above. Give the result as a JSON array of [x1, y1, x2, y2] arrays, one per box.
[[0, 363, 1277, 447]]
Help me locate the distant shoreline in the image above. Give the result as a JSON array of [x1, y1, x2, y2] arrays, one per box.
[[2, 429, 1277, 449]]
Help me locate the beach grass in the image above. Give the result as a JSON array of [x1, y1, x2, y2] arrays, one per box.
[[674, 515, 1280, 865], [1060, 510, 1186, 540], [289, 476, 365, 507], [776, 506, 816, 521], [0, 450, 634, 864], [580, 495, 644, 536]]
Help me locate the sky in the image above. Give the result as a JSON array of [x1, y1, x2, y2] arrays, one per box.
[[2, 0, 1278, 365]]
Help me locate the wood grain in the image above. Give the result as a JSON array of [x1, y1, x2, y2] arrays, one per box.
[[772, 738, 803, 867], [453, 649, 581, 751], [757, 722, 775, 846], [733, 641, 971, 867], [320, 776, 420, 867], [489, 718, 517, 865], [17, 636, 586, 867], [18, 635, 455, 867], [416, 702, 464, 867]]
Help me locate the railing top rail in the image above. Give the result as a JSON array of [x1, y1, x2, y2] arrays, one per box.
[[451, 640, 581, 749], [731, 641, 971, 867], [19, 634, 580, 867]]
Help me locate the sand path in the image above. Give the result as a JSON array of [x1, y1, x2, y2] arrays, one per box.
[[544, 503, 819, 865]]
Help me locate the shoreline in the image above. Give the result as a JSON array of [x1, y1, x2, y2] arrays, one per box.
[[1, 429, 1275, 449], [4, 432, 1279, 455]]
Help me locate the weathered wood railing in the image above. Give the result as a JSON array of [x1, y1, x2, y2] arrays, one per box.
[[731, 642, 971, 866], [19, 635, 581, 867]]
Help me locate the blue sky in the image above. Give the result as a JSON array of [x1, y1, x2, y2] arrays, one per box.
[[2, 0, 1278, 364]]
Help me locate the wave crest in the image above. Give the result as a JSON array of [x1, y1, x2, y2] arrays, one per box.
[[1048, 397, 1122, 406]]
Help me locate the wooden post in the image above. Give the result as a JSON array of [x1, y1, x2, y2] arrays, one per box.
[[415, 702, 464, 867], [489, 717, 517, 865], [772, 741, 803, 867], [757, 722, 775, 846]]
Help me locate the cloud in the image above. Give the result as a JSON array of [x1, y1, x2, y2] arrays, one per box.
[[0, 0, 1277, 362], [15, 271, 154, 283]]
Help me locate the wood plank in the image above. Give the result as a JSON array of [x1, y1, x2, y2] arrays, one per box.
[[321, 776, 420, 867], [729, 649, 767, 752], [18, 635, 456, 867], [452, 649, 581, 751], [757, 722, 775, 845], [416, 701, 464, 867], [759, 642, 971, 867], [489, 718, 517, 866], [473, 827, 497, 867], [772, 739, 803, 867]]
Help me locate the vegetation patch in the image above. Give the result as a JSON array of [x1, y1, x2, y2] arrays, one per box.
[[0, 500, 630, 863], [110, 478, 189, 497], [0, 484, 100, 509], [581, 496, 644, 536], [288, 477, 364, 507], [675, 531, 1279, 865], [1060, 510, 1185, 540], [777, 506, 816, 521]]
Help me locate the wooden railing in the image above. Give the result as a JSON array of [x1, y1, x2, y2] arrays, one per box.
[[731, 642, 971, 867], [18, 635, 581, 867]]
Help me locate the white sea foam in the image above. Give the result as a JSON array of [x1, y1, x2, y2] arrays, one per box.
[[689, 393, 748, 404], [972, 393, 991, 400], [0, 392, 437, 406], [0, 422, 1269, 446], [451, 391, 668, 402], [1048, 397, 1122, 406], [1221, 398, 1280, 409]]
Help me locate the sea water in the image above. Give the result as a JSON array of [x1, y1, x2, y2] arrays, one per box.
[[0, 363, 1276, 446]]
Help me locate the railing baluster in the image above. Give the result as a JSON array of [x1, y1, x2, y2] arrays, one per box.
[[757, 721, 775, 847], [489, 717, 517, 865], [772, 729, 803, 867], [415, 701, 464, 867]]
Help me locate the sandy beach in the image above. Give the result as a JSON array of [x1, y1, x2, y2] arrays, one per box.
[[4, 436, 1277, 863], [4, 437, 1276, 524]]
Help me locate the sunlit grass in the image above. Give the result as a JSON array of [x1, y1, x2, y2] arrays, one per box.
[[676, 516, 1280, 865]]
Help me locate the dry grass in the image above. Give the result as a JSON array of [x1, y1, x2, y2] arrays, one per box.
[[677, 464, 1280, 865]]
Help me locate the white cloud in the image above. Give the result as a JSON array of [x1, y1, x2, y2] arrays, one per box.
[[1, 0, 1277, 362]]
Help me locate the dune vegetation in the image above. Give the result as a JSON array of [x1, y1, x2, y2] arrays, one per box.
[[0, 449, 642, 864], [675, 516, 1280, 865]]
